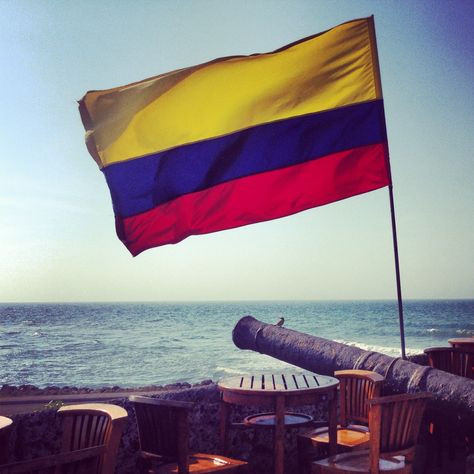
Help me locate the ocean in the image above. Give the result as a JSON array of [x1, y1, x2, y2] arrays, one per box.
[[0, 300, 473, 388]]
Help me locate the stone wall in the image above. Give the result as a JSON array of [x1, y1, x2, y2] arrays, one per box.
[[4, 381, 325, 474]]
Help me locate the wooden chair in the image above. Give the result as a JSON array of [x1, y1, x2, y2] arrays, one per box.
[[129, 395, 247, 473], [312, 392, 431, 474], [424, 346, 474, 379], [298, 370, 384, 472], [0, 417, 13, 465], [0, 403, 128, 474], [423, 347, 474, 465]]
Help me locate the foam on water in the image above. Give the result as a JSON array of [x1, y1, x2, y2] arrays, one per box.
[[456, 328, 474, 335], [335, 339, 423, 358]]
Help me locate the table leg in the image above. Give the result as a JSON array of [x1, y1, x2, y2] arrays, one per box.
[[274, 395, 285, 474], [219, 400, 230, 454], [328, 387, 338, 456]]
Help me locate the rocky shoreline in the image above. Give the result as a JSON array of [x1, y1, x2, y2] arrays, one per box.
[[0, 380, 213, 398]]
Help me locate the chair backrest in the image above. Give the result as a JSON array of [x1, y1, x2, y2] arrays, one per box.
[[0, 403, 127, 474], [424, 347, 474, 378], [58, 403, 128, 474], [368, 392, 431, 474], [335, 370, 385, 427], [129, 396, 194, 474]]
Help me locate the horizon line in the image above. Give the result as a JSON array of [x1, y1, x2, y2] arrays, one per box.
[[1, 297, 473, 305]]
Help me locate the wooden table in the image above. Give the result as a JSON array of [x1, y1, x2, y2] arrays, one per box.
[[448, 337, 474, 349], [218, 372, 339, 474], [0, 416, 13, 463]]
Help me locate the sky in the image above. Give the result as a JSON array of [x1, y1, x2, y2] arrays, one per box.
[[0, 0, 473, 303]]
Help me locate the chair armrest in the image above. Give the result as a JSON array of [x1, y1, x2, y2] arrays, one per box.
[[0, 446, 105, 473]]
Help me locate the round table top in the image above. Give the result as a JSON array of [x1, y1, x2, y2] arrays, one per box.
[[218, 372, 338, 394], [0, 416, 13, 430]]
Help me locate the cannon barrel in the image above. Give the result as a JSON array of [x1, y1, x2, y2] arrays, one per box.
[[232, 316, 474, 417]]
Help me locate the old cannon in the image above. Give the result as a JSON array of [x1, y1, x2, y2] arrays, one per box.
[[232, 316, 474, 418]]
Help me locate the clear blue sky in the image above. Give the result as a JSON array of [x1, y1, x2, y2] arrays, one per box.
[[1, 0, 473, 302]]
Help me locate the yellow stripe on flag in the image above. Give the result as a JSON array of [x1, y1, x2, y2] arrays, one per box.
[[80, 17, 380, 169]]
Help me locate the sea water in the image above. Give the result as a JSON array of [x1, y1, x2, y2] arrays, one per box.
[[0, 300, 473, 388]]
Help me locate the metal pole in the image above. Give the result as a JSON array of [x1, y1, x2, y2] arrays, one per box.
[[368, 16, 407, 359], [388, 184, 407, 359]]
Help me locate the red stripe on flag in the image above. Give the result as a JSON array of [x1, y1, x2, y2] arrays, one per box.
[[117, 143, 390, 256]]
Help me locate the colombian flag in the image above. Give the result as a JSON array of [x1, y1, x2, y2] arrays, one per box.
[[79, 17, 391, 256]]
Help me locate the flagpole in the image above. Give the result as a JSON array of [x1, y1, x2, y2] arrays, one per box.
[[369, 16, 407, 359], [388, 185, 407, 359]]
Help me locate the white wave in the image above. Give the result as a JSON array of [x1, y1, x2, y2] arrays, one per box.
[[426, 328, 439, 333], [215, 366, 246, 375], [335, 339, 421, 357]]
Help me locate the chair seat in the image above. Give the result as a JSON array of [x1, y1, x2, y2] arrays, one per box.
[[155, 453, 247, 473], [302, 424, 370, 448], [312, 450, 408, 473]]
